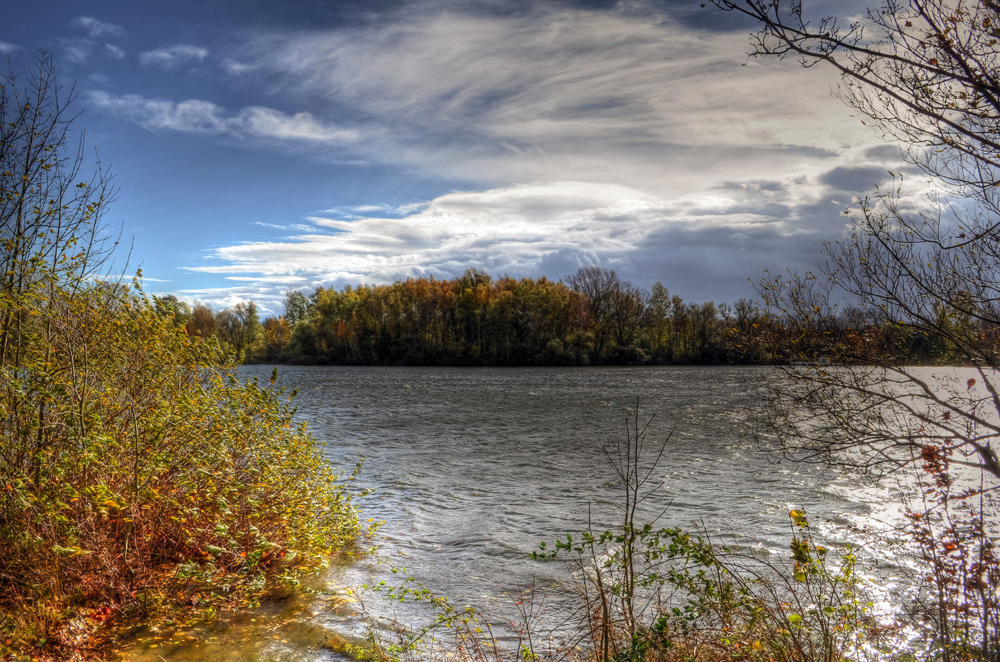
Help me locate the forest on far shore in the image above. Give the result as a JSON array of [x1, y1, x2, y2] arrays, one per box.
[[156, 266, 973, 367]]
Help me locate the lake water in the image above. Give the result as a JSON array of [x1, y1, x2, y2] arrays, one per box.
[[125, 365, 894, 661]]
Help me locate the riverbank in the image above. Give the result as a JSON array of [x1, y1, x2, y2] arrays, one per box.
[[0, 283, 370, 660]]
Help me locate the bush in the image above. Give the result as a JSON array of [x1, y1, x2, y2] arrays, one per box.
[[0, 53, 365, 657], [0, 279, 366, 655]]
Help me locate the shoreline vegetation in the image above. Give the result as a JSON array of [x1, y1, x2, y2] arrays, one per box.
[[0, 55, 371, 660], [158, 266, 986, 369]]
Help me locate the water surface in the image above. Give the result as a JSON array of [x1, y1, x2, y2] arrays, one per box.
[[126, 365, 883, 660]]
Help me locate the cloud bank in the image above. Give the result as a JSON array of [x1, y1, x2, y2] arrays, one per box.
[[101, 10, 862, 193], [181, 142, 907, 315]]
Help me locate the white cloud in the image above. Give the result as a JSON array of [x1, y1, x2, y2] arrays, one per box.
[[89, 93, 225, 132], [0, 41, 20, 54], [88, 91, 360, 144], [217, 10, 863, 196], [139, 45, 209, 69], [63, 39, 94, 64], [70, 17, 125, 39], [253, 222, 316, 232], [60, 19, 124, 65], [234, 106, 358, 142], [185, 181, 667, 278], [184, 174, 834, 280]]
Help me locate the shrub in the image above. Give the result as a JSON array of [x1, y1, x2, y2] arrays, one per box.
[[0, 53, 366, 657], [0, 279, 366, 655]]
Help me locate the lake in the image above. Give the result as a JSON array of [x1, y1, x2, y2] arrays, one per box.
[[126, 365, 894, 661]]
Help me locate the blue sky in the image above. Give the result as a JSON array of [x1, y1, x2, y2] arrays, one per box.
[[2, 0, 897, 315]]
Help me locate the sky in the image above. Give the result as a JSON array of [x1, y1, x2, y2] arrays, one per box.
[[1, 0, 899, 315]]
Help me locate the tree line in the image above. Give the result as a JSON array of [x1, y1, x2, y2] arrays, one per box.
[[158, 267, 756, 366], [158, 266, 990, 367]]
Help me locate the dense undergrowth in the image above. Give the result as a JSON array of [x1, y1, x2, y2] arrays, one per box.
[[0, 55, 367, 659], [0, 282, 367, 656]]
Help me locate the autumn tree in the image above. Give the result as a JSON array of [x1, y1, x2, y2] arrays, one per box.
[[186, 302, 215, 338], [214, 301, 264, 360], [567, 266, 656, 362], [606, 279, 650, 356], [263, 315, 291, 358], [242, 301, 264, 359]]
